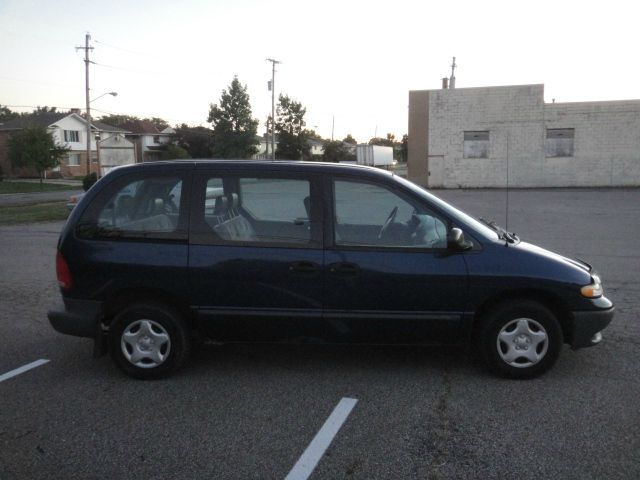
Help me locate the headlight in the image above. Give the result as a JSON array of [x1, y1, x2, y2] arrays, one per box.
[[581, 274, 603, 298]]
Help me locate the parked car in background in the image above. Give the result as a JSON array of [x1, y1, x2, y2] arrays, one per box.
[[48, 161, 614, 379], [66, 193, 85, 211]]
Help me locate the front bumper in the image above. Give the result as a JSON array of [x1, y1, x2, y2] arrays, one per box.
[[569, 298, 614, 349], [48, 298, 101, 338]]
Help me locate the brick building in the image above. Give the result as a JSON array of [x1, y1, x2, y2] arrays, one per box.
[[408, 84, 640, 188]]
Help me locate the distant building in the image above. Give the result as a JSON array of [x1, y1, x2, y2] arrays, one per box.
[[408, 84, 640, 188], [118, 119, 173, 163], [0, 111, 134, 178]]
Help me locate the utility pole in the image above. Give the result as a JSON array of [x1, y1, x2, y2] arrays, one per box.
[[332, 115, 335, 141], [76, 33, 94, 176], [266, 58, 281, 160]]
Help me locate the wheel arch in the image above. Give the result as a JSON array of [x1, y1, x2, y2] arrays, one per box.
[[471, 289, 573, 344], [101, 288, 196, 331]]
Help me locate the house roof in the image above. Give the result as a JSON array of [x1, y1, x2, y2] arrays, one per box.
[[91, 120, 126, 133], [0, 112, 67, 130], [0, 112, 126, 133], [118, 119, 161, 135]]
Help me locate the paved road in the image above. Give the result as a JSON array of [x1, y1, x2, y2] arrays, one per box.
[[0, 188, 638, 479], [0, 189, 82, 207]]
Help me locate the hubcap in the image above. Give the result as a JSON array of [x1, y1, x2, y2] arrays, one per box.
[[121, 319, 171, 369], [497, 318, 548, 368]]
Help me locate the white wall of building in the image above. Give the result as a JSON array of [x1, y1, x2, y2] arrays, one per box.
[[50, 115, 96, 150], [409, 84, 640, 188]]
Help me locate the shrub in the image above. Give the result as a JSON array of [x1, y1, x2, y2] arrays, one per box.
[[82, 172, 97, 191]]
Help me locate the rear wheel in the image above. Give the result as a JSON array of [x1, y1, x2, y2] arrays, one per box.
[[109, 302, 191, 379], [478, 300, 563, 379]]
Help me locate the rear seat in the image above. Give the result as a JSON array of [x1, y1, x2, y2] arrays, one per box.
[[213, 215, 257, 241]]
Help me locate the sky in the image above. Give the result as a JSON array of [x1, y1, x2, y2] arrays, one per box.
[[2, 0, 640, 143]]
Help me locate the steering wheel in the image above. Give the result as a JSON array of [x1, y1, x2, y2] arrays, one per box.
[[378, 206, 398, 239]]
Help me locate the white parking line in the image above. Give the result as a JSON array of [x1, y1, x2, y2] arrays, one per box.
[[0, 359, 50, 383], [285, 397, 358, 480]]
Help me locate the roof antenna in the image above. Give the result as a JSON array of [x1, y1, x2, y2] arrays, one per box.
[[449, 57, 457, 89], [505, 133, 510, 235]]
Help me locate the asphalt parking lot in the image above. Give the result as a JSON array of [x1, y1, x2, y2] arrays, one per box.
[[1, 187, 639, 479]]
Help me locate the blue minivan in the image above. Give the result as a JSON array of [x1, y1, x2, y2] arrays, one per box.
[[48, 161, 614, 379]]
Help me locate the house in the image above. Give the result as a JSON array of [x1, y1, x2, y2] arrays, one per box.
[[0, 110, 135, 178], [117, 119, 173, 163], [308, 138, 324, 158], [408, 83, 640, 188]]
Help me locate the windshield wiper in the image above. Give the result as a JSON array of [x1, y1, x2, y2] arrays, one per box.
[[479, 218, 519, 244]]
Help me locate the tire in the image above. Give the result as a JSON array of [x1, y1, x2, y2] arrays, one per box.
[[109, 302, 191, 380], [478, 300, 563, 379]]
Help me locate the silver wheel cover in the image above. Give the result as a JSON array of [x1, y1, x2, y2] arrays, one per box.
[[121, 319, 171, 369], [496, 318, 548, 368]]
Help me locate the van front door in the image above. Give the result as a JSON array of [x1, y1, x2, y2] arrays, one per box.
[[323, 177, 469, 344]]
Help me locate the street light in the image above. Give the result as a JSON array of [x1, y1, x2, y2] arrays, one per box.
[[85, 91, 117, 176], [90, 91, 118, 103]]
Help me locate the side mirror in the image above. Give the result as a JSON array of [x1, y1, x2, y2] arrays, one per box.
[[448, 227, 473, 251]]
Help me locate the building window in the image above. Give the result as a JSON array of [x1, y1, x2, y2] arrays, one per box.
[[64, 130, 80, 142], [463, 131, 489, 158], [153, 135, 160, 143], [67, 154, 80, 166], [545, 128, 574, 157]]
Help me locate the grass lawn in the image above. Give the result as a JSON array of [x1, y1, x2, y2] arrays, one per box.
[[0, 181, 75, 194], [0, 202, 69, 225]]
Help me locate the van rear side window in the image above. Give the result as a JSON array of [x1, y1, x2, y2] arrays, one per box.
[[77, 176, 185, 240]]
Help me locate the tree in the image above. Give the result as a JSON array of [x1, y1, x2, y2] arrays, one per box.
[[0, 105, 18, 123], [368, 133, 396, 147], [98, 114, 140, 127], [401, 134, 408, 162], [98, 114, 169, 131], [161, 144, 191, 160], [207, 76, 259, 159], [147, 117, 169, 131], [275, 94, 310, 160], [303, 129, 323, 141], [8, 127, 69, 185], [343, 134, 357, 145], [32, 106, 58, 114], [173, 124, 214, 158], [322, 140, 352, 163]]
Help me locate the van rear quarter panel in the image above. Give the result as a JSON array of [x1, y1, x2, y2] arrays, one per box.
[[61, 238, 190, 304]]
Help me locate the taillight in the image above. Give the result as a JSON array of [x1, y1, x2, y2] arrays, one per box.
[[56, 251, 73, 290]]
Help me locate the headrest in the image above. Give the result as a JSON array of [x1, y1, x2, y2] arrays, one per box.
[[228, 193, 239, 209]]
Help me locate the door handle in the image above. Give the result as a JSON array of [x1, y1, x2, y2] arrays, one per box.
[[288, 261, 320, 274], [329, 262, 360, 276]]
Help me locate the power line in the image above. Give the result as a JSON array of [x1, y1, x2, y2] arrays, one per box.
[[93, 39, 149, 56], [91, 61, 164, 76], [0, 76, 81, 90]]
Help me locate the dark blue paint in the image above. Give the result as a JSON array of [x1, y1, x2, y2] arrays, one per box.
[[50, 160, 613, 349]]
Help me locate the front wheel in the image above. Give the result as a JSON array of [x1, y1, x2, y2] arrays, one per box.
[[109, 302, 191, 379], [478, 300, 563, 379]]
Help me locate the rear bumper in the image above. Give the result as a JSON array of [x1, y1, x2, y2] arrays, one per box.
[[48, 298, 101, 338], [569, 305, 614, 349]]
